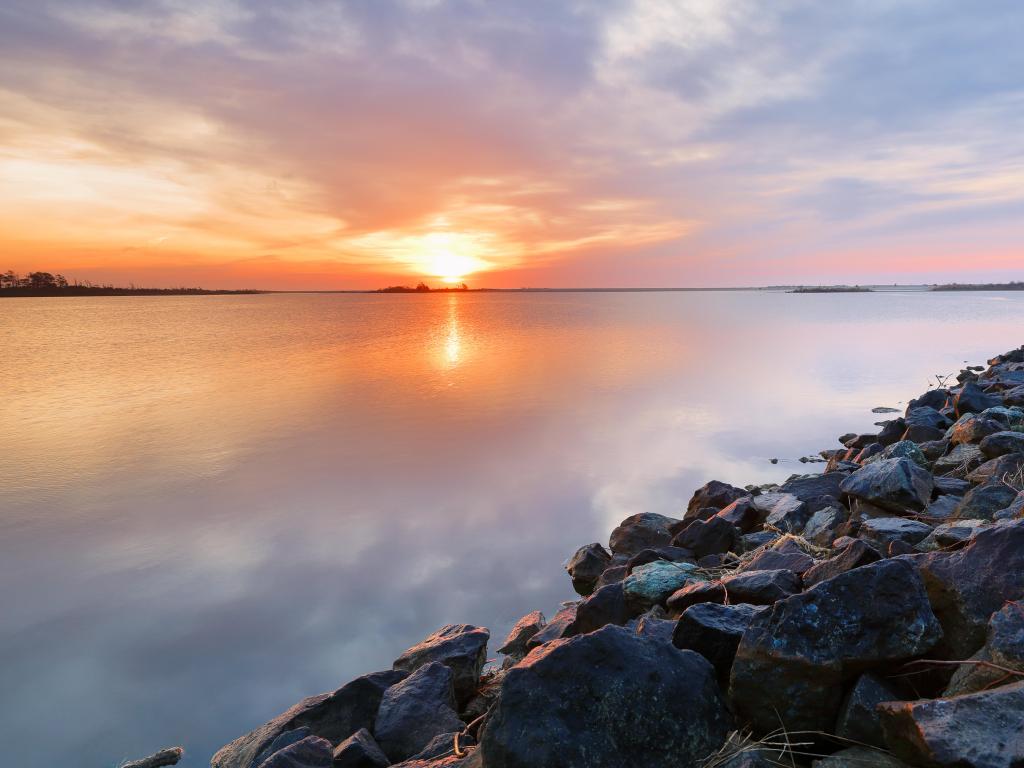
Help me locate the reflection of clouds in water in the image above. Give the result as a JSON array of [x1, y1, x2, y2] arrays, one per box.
[[3, 291, 1024, 767]]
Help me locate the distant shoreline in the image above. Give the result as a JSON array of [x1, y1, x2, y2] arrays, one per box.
[[0, 287, 266, 297]]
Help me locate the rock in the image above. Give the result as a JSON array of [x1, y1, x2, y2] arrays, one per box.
[[948, 413, 1004, 445], [331, 729, 390, 768], [996, 490, 1024, 520], [944, 600, 1024, 696], [907, 390, 949, 413], [254, 731, 312, 768], [812, 747, 912, 768], [926, 494, 960, 519], [666, 580, 726, 614], [739, 538, 816, 575], [673, 515, 739, 557], [834, 673, 903, 749], [721, 569, 801, 605], [715, 497, 761, 532], [1004, 384, 1024, 406], [608, 513, 678, 556], [525, 605, 577, 651], [632, 613, 676, 643], [121, 748, 184, 768], [673, 602, 765, 682], [840, 458, 934, 514], [904, 406, 951, 442], [593, 564, 627, 590], [780, 472, 847, 507], [374, 662, 464, 762], [913, 519, 1024, 657], [979, 430, 1024, 458], [858, 517, 933, 548], [480, 625, 733, 768], [954, 380, 1002, 417], [968, 453, 1024, 485], [212, 670, 408, 768], [802, 539, 881, 588], [497, 611, 545, 661], [622, 559, 702, 612], [844, 433, 878, 449], [953, 478, 1020, 520], [740, 531, 779, 552], [933, 443, 985, 476], [879, 681, 1024, 768], [256, 736, 333, 768], [407, 732, 474, 761], [855, 443, 885, 464], [803, 505, 849, 547], [624, 546, 694, 574], [394, 624, 489, 706], [918, 519, 986, 551], [920, 439, 951, 461], [572, 582, 634, 633], [686, 480, 748, 519], [565, 543, 611, 596], [877, 418, 908, 446], [870, 440, 929, 469], [764, 494, 810, 533], [730, 559, 941, 732], [934, 476, 971, 496]]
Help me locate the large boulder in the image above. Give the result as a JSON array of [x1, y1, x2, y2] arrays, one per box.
[[608, 513, 678, 556], [479, 625, 733, 768], [763, 494, 810, 534], [879, 681, 1024, 768], [565, 543, 611, 596], [918, 519, 986, 551], [948, 413, 1004, 445], [673, 516, 739, 557], [673, 603, 765, 682], [780, 472, 847, 508], [256, 736, 332, 768], [954, 380, 1002, 417], [979, 430, 1024, 458], [720, 569, 801, 605], [967, 453, 1024, 485], [686, 481, 748, 519], [913, 519, 1024, 657], [953, 478, 1020, 521], [393, 624, 489, 705], [738, 538, 816, 576], [729, 559, 941, 733], [622, 560, 702, 612], [211, 670, 408, 768], [903, 406, 951, 442], [715, 497, 761, 533], [839, 458, 934, 514], [802, 505, 849, 547], [525, 605, 577, 651], [497, 611, 545, 662], [933, 443, 985, 476], [374, 662, 464, 762]]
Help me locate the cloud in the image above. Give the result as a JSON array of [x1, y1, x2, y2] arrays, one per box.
[[1, 0, 1023, 286]]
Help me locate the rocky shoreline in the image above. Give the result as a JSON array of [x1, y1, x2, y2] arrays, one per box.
[[150, 345, 1024, 768]]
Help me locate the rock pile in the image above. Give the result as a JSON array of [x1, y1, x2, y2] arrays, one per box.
[[209, 346, 1024, 768]]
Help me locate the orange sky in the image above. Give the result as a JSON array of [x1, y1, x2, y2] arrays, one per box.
[[1, 2, 1023, 289]]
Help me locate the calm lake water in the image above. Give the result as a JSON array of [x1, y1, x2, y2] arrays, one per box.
[[2, 290, 1023, 767]]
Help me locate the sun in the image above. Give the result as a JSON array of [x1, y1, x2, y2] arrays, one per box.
[[421, 238, 489, 284]]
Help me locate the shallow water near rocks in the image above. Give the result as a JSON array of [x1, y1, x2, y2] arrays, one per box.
[[1, 289, 1023, 767]]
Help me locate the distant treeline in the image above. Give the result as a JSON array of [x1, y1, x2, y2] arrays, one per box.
[[789, 285, 873, 293], [931, 281, 1024, 291], [0, 270, 263, 296], [377, 281, 469, 293]]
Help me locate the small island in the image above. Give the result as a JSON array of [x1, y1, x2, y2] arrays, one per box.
[[0, 270, 263, 297], [377, 281, 470, 293], [788, 285, 873, 293], [931, 281, 1024, 291]]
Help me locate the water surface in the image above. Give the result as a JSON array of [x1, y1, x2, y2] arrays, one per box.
[[2, 290, 1023, 767]]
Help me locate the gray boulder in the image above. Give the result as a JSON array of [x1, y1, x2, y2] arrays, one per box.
[[954, 478, 1020, 520], [730, 559, 941, 732], [686, 480, 748, 519], [565, 543, 611, 596], [211, 670, 407, 768], [497, 611, 545, 661], [525, 604, 577, 651], [834, 673, 903, 750], [979, 430, 1024, 458], [933, 443, 985, 476], [879, 681, 1024, 768], [764, 494, 810, 533], [944, 601, 1024, 696], [802, 505, 848, 547], [374, 662, 464, 762], [608, 513, 678, 556], [840, 458, 934, 514], [255, 736, 332, 768], [673, 602, 765, 683], [393, 624, 489, 705], [621, 560, 702, 612], [918, 519, 986, 551], [480, 625, 733, 768], [954, 380, 1002, 417], [858, 517, 933, 549]]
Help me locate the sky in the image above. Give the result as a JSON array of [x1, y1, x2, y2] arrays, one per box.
[[1, 0, 1023, 289]]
